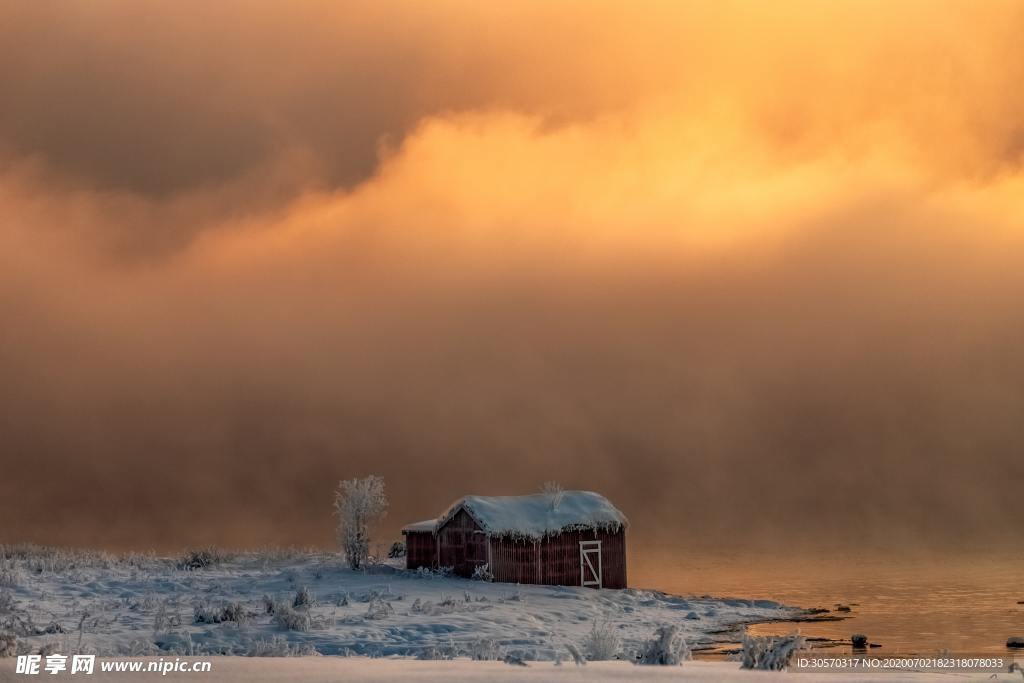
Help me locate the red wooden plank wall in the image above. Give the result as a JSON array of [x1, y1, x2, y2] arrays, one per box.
[[403, 531, 436, 570]]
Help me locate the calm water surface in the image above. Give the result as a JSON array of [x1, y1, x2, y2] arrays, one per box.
[[631, 549, 1024, 656]]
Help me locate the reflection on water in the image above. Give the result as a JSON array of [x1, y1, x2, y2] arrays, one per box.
[[630, 548, 1024, 655]]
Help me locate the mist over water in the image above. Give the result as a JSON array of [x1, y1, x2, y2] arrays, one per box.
[[2, 1, 1024, 559], [632, 547, 1024, 656]]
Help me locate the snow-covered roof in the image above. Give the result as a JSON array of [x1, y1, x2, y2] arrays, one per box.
[[437, 491, 627, 539], [402, 519, 437, 533]]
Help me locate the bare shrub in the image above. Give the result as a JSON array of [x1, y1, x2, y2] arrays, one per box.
[[636, 624, 690, 665], [740, 633, 805, 670], [583, 619, 621, 661]]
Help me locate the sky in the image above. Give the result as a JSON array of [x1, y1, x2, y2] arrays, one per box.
[[2, 0, 1023, 552]]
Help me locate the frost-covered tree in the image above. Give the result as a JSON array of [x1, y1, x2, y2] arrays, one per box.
[[334, 475, 388, 570]]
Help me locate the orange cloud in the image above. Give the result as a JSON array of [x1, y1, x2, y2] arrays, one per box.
[[1, 0, 1023, 550]]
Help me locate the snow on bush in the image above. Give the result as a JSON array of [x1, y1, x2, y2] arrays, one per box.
[[220, 602, 250, 625], [152, 601, 180, 634], [245, 635, 318, 657], [2, 545, 111, 573], [193, 601, 250, 625], [293, 586, 315, 608], [564, 642, 587, 666], [635, 624, 690, 665], [0, 631, 16, 657], [409, 594, 475, 616], [467, 637, 502, 661], [583, 619, 621, 660], [471, 564, 493, 582], [176, 548, 223, 571], [193, 603, 222, 624], [365, 597, 394, 620], [0, 568, 22, 589], [416, 639, 459, 660], [271, 603, 311, 632], [409, 566, 453, 579], [334, 475, 389, 571], [739, 633, 806, 670]]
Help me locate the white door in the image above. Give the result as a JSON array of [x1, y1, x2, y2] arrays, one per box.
[[579, 540, 602, 588]]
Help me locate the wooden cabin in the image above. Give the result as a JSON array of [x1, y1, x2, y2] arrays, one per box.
[[402, 491, 627, 589]]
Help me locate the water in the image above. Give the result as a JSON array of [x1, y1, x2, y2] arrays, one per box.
[[631, 548, 1024, 656]]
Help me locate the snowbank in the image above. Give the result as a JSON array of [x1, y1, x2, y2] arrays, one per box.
[[0, 548, 792, 660]]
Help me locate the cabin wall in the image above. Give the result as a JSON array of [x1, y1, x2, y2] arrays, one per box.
[[437, 508, 487, 577], [487, 536, 541, 584], [403, 531, 436, 570], [539, 528, 627, 589], [486, 528, 626, 588]]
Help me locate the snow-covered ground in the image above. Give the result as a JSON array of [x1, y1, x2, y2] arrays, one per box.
[[4, 548, 1023, 680], [2, 657, 1022, 682], [0, 547, 799, 661]]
